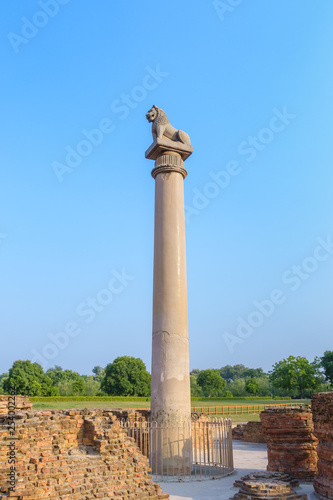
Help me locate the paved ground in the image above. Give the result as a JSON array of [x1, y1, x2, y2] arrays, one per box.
[[161, 441, 316, 500]]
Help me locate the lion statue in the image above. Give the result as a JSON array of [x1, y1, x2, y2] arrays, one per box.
[[146, 105, 191, 146]]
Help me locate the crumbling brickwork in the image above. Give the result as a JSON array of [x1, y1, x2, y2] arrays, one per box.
[[260, 406, 318, 481], [0, 395, 32, 414], [108, 409, 151, 422], [242, 421, 265, 444], [232, 422, 265, 443], [0, 407, 169, 500], [232, 423, 245, 440], [312, 392, 333, 499], [232, 471, 307, 500]]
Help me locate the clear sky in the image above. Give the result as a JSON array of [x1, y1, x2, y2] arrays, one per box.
[[1, 0, 332, 376]]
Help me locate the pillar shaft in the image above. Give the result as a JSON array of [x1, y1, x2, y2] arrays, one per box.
[[149, 152, 192, 475], [151, 161, 191, 425]]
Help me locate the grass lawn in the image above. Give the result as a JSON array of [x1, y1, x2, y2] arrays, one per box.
[[32, 398, 309, 424], [33, 400, 151, 410]]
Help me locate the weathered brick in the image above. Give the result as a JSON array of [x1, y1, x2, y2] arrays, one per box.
[[0, 401, 169, 500], [260, 406, 318, 481], [312, 392, 333, 499]]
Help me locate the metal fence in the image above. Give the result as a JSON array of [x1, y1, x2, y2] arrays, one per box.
[[120, 417, 234, 481]]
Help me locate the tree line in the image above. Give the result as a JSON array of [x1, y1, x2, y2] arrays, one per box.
[[0, 351, 332, 399]]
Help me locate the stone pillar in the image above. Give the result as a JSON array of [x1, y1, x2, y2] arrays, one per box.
[[145, 120, 193, 475]]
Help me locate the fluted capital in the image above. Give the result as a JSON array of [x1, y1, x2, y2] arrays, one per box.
[[151, 152, 187, 179]]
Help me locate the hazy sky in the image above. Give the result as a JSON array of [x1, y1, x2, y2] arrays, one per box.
[[1, 0, 332, 376]]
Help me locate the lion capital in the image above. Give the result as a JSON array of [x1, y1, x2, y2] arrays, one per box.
[[146, 105, 191, 146]]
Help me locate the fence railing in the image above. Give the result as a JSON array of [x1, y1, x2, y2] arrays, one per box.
[[191, 402, 308, 416], [120, 417, 234, 481]]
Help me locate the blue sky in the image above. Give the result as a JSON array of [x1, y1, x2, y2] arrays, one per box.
[[1, 0, 332, 376]]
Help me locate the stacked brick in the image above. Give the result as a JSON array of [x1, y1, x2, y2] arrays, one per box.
[[260, 407, 318, 481], [232, 424, 245, 440], [0, 395, 32, 414], [232, 471, 307, 500], [242, 422, 266, 444], [232, 422, 265, 443], [312, 392, 333, 499], [110, 409, 151, 422], [0, 407, 169, 500]]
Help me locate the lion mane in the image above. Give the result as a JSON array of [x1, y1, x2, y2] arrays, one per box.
[[151, 105, 169, 126]]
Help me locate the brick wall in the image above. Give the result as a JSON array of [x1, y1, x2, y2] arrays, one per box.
[[241, 421, 265, 444], [312, 392, 333, 499], [0, 406, 169, 500], [0, 395, 32, 414], [232, 422, 265, 443]]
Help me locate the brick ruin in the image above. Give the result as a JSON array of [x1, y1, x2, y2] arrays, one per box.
[[312, 392, 333, 500], [232, 422, 265, 444], [0, 395, 32, 414], [232, 471, 307, 500], [260, 406, 318, 481], [0, 407, 169, 500]]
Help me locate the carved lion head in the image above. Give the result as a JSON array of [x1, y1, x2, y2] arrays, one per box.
[[146, 105, 158, 123]]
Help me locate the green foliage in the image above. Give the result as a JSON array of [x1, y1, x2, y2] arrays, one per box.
[[100, 356, 151, 397], [220, 364, 244, 382], [84, 376, 100, 397], [56, 380, 75, 396], [245, 377, 261, 395], [46, 366, 85, 395], [223, 390, 233, 398], [243, 368, 266, 379], [190, 374, 203, 397], [96, 390, 108, 397], [0, 373, 9, 394], [269, 355, 322, 398], [92, 366, 105, 382], [197, 369, 226, 397], [4, 360, 58, 396], [320, 351, 333, 385], [220, 364, 266, 382], [190, 369, 200, 376], [255, 377, 273, 397], [228, 378, 246, 397]]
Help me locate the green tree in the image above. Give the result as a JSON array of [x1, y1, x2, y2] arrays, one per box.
[[57, 380, 75, 396], [92, 366, 104, 381], [220, 364, 246, 382], [100, 356, 151, 396], [190, 368, 200, 376], [4, 360, 58, 396], [269, 356, 321, 398], [256, 376, 273, 397], [243, 368, 266, 379], [190, 374, 203, 397], [46, 367, 85, 395], [0, 373, 9, 394], [84, 376, 101, 397], [245, 377, 260, 395], [197, 369, 226, 397], [320, 351, 333, 385], [220, 364, 266, 382], [228, 378, 246, 397]]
